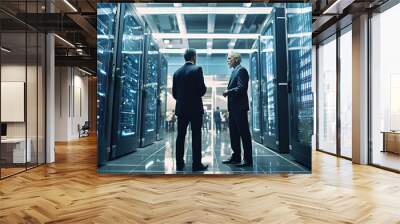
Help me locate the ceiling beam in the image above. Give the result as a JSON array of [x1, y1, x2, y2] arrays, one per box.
[[322, 0, 355, 14], [287, 32, 312, 38], [160, 48, 257, 54], [286, 7, 312, 14], [173, 3, 188, 49], [228, 3, 252, 49], [207, 3, 217, 50], [312, 15, 334, 32], [142, 15, 160, 33], [66, 14, 96, 46], [55, 55, 95, 69], [152, 33, 259, 39], [52, 0, 78, 13], [135, 7, 273, 15], [142, 14, 163, 47]]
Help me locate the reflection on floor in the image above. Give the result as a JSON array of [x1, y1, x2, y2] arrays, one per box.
[[0, 167, 26, 178], [0, 162, 40, 178], [372, 150, 400, 171], [98, 130, 310, 174]]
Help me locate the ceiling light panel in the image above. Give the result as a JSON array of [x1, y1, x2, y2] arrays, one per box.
[[54, 34, 75, 48], [78, 67, 93, 76], [1, 47, 11, 53], [63, 0, 78, 12], [135, 7, 273, 15]]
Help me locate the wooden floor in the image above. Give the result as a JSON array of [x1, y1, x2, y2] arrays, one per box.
[[1, 136, 400, 223]]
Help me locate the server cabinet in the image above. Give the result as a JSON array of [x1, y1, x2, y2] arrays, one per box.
[[287, 5, 313, 169], [157, 55, 168, 140], [250, 47, 263, 144], [140, 37, 159, 147], [260, 8, 289, 153], [109, 4, 144, 159], [97, 3, 119, 165]]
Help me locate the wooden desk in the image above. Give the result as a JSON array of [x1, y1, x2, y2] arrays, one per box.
[[1, 138, 31, 163], [382, 131, 400, 154]]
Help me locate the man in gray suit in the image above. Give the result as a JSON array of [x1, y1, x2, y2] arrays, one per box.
[[222, 52, 253, 167]]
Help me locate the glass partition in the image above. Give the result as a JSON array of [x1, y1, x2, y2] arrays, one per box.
[[371, 4, 400, 171], [27, 30, 38, 169], [339, 27, 352, 158], [38, 32, 46, 165], [1, 30, 28, 177], [317, 36, 337, 155], [0, 1, 46, 179]]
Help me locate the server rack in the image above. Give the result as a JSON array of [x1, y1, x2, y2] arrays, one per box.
[[287, 5, 313, 169], [97, 3, 119, 165], [97, 3, 147, 162], [139, 36, 159, 147], [109, 4, 144, 159], [156, 55, 168, 141], [250, 40, 263, 144], [259, 8, 290, 153]]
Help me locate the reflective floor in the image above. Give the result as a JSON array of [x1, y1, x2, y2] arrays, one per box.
[[98, 130, 310, 174]]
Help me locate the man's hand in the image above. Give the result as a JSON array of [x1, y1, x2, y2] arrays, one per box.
[[223, 90, 228, 97]]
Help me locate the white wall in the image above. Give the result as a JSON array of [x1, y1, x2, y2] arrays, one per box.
[[55, 67, 89, 141], [72, 72, 89, 138], [1, 63, 46, 163], [55, 66, 68, 141], [1, 65, 32, 137], [1, 64, 26, 140]]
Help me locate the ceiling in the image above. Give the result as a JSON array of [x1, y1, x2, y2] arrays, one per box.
[[134, 3, 273, 54], [5, 0, 392, 73], [311, 0, 391, 43], [0, 0, 97, 74]]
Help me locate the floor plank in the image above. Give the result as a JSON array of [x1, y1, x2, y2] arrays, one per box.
[[1, 135, 400, 223]]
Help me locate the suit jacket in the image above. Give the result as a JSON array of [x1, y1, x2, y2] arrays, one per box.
[[226, 64, 250, 112], [173, 62, 207, 117], [213, 111, 221, 122]]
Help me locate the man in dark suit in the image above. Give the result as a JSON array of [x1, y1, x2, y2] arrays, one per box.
[[222, 52, 253, 167], [214, 107, 222, 133], [173, 49, 208, 172]]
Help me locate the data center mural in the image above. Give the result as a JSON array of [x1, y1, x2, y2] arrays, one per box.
[[97, 3, 313, 174]]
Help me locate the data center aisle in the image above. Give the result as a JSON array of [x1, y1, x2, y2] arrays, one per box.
[[98, 129, 309, 174]]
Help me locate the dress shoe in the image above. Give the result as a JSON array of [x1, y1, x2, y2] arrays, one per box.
[[236, 162, 253, 167], [176, 163, 185, 171], [222, 158, 241, 165], [192, 164, 208, 172]]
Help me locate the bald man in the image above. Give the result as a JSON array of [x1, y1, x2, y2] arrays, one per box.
[[222, 52, 253, 167]]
